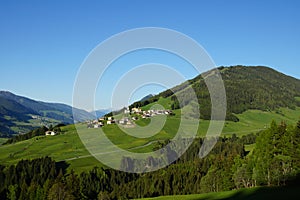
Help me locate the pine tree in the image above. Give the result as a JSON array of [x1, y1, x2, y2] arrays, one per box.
[[7, 184, 18, 200], [253, 120, 277, 186]]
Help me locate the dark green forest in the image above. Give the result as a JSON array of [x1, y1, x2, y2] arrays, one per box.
[[1, 120, 300, 200]]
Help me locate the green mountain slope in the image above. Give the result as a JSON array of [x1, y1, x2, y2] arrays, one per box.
[[218, 66, 300, 113], [131, 66, 300, 121], [0, 91, 94, 136]]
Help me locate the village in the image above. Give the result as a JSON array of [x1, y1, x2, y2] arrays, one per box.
[[87, 107, 173, 129]]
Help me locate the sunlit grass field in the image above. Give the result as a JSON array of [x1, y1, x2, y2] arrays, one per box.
[[0, 138, 7, 145], [137, 186, 300, 200], [0, 107, 299, 172]]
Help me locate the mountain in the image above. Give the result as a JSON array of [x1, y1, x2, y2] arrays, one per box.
[[91, 109, 112, 118], [0, 91, 94, 136], [140, 94, 154, 102], [130, 66, 300, 121]]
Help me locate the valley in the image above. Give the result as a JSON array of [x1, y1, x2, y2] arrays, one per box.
[[0, 91, 94, 136]]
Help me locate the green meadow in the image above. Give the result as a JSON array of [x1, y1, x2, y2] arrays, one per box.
[[0, 138, 7, 145], [138, 186, 300, 200], [0, 107, 300, 172]]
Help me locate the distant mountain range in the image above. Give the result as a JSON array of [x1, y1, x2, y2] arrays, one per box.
[[0, 91, 95, 136], [91, 109, 112, 118]]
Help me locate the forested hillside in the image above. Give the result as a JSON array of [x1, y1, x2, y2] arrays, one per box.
[[0, 91, 93, 136], [130, 66, 300, 121], [0, 96, 36, 136], [218, 66, 300, 113]]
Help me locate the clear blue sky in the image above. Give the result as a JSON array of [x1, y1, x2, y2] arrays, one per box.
[[0, 0, 299, 110]]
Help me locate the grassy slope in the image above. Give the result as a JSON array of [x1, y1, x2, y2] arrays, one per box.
[[2, 114, 61, 135], [0, 138, 7, 145], [142, 97, 173, 110], [222, 107, 300, 135], [0, 107, 299, 172], [142, 98, 300, 136], [0, 125, 101, 173], [138, 186, 300, 200]]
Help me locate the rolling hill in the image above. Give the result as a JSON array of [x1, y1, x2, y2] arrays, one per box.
[[1, 66, 300, 172], [0, 91, 94, 136], [131, 66, 300, 121]]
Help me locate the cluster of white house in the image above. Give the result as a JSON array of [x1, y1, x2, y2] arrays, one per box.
[[45, 131, 56, 136], [87, 107, 173, 129], [140, 109, 172, 118], [87, 117, 114, 128], [127, 107, 173, 117]]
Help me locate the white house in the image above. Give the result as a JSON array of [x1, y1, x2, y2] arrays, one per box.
[[94, 124, 101, 128], [45, 131, 56, 136], [107, 120, 115, 125], [124, 107, 130, 114]]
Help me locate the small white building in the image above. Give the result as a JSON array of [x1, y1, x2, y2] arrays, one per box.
[[45, 131, 56, 136], [107, 120, 115, 125], [94, 124, 101, 128], [124, 107, 130, 114]]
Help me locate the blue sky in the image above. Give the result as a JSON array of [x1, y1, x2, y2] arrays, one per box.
[[0, 0, 299, 110]]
